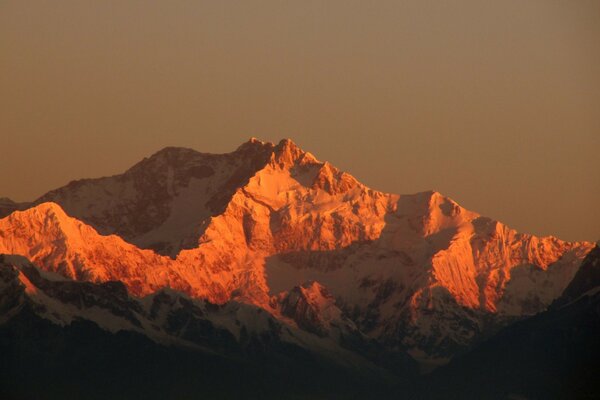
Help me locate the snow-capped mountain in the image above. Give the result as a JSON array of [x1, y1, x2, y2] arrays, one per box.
[[0, 138, 594, 371], [35, 139, 275, 257]]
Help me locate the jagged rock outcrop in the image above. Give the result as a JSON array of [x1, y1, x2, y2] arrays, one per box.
[[275, 281, 354, 337]]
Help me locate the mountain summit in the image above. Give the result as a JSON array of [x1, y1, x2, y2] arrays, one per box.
[[0, 138, 594, 368]]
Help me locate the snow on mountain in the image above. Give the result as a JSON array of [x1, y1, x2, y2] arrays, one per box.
[[35, 139, 275, 256], [0, 138, 594, 364], [416, 246, 600, 399], [0, 254, 402, 376], [275, 281, 356, 338], [0, 203, 186, 295], [0, 202, 267, 303]]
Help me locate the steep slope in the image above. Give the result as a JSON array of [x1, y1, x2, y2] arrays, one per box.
[[0, 138, 594, 363], [0, 203, 191, 297], [276, 281, 353, 337], [35, 139, 275, 256], [412, 245, 600, 399], [553, 244, 600, 308]]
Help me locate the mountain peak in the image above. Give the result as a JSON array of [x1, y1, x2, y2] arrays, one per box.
[[0, 138, 595, 370], [0, 197, 16, 205], [148, 146, 201, 161], [311, 161, 361, 194], [277, 281, 343, 337], [125, 146, 202, 175], [278, 137, 296, 146], [248, 136, 264, 144], [154, 145, 197, 155], [272, 138, 317, 167], [14, 201, 67, 220], [235, 137, 274, 153]]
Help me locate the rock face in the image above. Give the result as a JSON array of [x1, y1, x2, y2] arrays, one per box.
[[276, 281, 354, 338], [415, 246, 600, 399], [0, 138, 594, 364], [553, 244, 600, 308]]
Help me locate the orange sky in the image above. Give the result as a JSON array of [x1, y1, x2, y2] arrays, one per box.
[[1, 1, 598, 242]]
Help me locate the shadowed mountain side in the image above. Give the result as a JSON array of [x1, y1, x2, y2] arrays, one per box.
[[553, 245, 600, 308], [0, 307, 410, 400], [34, 140, 276, 256], [0, 254, 419, 395], [265, 194, 592, 365], [407, 246, 600, 399], [30, 138, 359, 258], [0, 197, 30, 219]]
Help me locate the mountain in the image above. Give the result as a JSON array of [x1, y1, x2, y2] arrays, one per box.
[[0, 138, 595, 398], [0, 197, 30, 218], [411, 245, 600, 399], [553, 243, 600, 308], [1, 138, 593, 367], [34, 139, 275, 257], [0, 254, 414, 399]]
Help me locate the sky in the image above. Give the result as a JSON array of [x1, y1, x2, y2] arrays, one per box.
[[1, 1, 598, 242]]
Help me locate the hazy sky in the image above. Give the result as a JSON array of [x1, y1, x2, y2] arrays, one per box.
[[1, 1, 599, 242]]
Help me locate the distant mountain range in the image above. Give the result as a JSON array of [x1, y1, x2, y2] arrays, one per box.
[[0, 138, 597, 399]]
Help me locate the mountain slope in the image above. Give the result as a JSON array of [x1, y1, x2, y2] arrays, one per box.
[[35, 139, 275, 256], [412, 245, 600, 399], [0, 138, 594, 363], [0, 254, 411, 399]]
